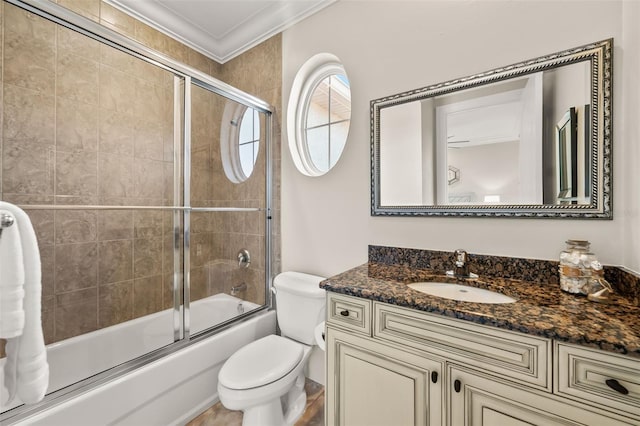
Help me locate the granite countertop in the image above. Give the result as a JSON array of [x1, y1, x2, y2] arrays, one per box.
[[320, 262, 640, 359]]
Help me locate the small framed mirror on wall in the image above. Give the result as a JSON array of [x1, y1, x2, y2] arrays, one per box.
[[371, 39, 612, 218]]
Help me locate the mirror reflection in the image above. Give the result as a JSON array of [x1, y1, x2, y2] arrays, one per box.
[[372, 39, 611, 218], [380, 62, 589, 206]]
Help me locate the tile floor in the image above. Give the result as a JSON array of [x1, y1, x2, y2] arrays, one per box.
[[187, 379, 324, 426]]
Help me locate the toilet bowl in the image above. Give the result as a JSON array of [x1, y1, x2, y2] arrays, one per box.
[[217, 272, 326, 426]]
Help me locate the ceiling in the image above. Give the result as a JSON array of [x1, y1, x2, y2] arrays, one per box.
[[106, 0, 336, 63]]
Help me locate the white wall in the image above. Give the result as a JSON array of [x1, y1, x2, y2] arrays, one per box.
[[447, 141, 520, 204], [282, 0, 637, 278], [622, 0, 640, 273]]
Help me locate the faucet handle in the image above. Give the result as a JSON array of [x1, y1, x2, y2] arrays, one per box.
[[454, 249, 467, 266]]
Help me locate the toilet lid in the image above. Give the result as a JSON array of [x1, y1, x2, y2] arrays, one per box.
[[219, 335, 304, 390]]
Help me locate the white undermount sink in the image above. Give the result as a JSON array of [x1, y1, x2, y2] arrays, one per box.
[[408, 282, 517, 304]]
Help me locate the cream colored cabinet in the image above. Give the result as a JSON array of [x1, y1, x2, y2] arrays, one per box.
[[325, 293, 640, 426], [448, 365, 636, 425], [326, 327, 443, 426]]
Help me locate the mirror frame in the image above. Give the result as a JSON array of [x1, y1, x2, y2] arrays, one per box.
[[371, 39, 612, 218]]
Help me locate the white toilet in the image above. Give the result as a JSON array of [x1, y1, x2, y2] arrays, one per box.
[[217, 271, 326, 426]]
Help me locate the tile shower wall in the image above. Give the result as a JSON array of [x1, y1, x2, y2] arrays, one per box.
[[0, 0, 282, 347]]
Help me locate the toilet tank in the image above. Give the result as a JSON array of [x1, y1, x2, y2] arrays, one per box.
[[273, 272, 326, 345]]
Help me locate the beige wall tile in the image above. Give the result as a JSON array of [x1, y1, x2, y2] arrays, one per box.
[[41, 295, 55, 344], [134, 210, 163, 239], [58, 0, 99, 22], [133, 79, 166, 121], [3, 29, 55, 93], [165, 37, 188, 64], [55, 151, 98, 197], [190, 211, 210, 234], [190, 144, 210, 170], [98, 152, 133, 198], [189, 266, 207, 301], [100, 43, 136, 75], [191, 166, 212, 202], [162, 273, 175, 310], [0, 12, 2, 77], [99, 65, 136, 114], [55, 287, 98, 340], [98, 240, 133, 284], [191, 232, 212, 268], [5, 4, 55, 40], [98, 210, 134, 240], [28, 210, 55, 246], [98, 109, 135, 156], [2, 140, 54, 195], [134, 21, 165, 53], [134, 58, 167, 87], [245, 234, 264, 270], [133, 275, 162, 317], [57, 51, 99, 105], [99, 2, 135, 38], [40, 245, 55, 297], [134, 119, 164, 161], [54, 210, 97, 244], [56, 97, 98, 152], [163, 161, 174, 202], [134, 237, 162, 278], [163, 125, 176, 163], [54, 242, 98, 292], [3, 84, 55, 144], [187, 49, 210, 74], [98, 280, 134, 327], [57, 26, 100, 61], [133, 158, 164, 199]]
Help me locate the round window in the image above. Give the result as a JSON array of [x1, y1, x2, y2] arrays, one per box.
[[221, 102, 260, 183], [287, 53, 351, 176]]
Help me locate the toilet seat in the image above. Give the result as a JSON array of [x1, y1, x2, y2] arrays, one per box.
[[219, 335, 304, 390]]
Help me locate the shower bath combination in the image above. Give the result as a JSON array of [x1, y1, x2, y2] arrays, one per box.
[[0, 0, 278, 423]]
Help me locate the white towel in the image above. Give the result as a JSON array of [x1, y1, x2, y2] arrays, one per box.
[[0, 201, 49, 405], [0, 210, 26, 338]]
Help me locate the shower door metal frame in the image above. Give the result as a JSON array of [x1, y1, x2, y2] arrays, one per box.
[[0, 0, 275, 423]]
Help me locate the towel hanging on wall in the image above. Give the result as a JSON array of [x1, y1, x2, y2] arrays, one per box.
[[0, 209, 25, 338], [0, 201, 49, 405]]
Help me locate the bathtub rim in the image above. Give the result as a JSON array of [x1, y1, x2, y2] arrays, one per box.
[[0, 304, 273, 425]]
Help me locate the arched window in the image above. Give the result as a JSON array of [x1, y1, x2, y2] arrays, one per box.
[[287, 53, 351, 176]]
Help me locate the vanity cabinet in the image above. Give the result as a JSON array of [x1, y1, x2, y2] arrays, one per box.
[[326, 293, 640, 426], [447, 365, 633, 425], [326, 327, 443, 426]]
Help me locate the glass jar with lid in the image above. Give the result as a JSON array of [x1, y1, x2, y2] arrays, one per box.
[[559, 240, 597, 294]]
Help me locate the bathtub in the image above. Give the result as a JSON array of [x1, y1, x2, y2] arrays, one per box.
[[1, 293, 276, 425]]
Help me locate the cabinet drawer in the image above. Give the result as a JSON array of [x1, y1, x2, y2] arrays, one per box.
[[327, 293, 371, 335], [448, 364, 637, 426], [555, 342, 640, 420], [374, 302, 551, 391]]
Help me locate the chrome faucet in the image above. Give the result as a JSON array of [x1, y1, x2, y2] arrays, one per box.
[[446, 249, 478, 279]]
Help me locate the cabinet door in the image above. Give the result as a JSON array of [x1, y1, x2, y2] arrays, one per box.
[[326, 327, 443, 426], [448, 365, 636, 426]]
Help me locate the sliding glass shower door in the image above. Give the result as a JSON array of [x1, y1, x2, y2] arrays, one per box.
[[187, 83, 268, 335], [0, 0, 272, 418]]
